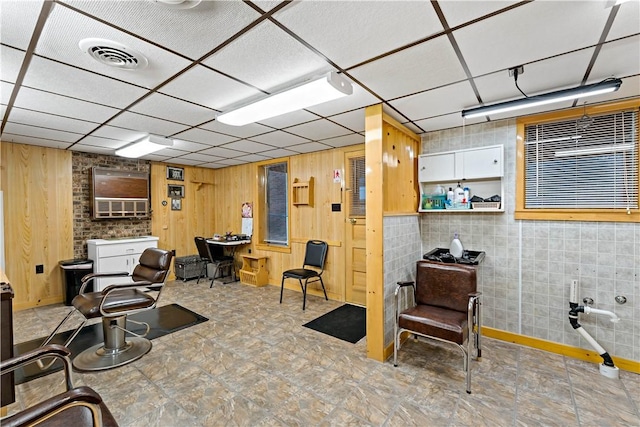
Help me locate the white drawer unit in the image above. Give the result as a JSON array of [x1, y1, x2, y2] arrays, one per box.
[[87, 236, 159, 291]]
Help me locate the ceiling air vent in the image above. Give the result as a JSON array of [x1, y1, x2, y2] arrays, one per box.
[[78, 38, 148, 70]]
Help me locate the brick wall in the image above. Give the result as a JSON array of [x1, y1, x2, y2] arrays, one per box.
[[72, 152, 151, 259]]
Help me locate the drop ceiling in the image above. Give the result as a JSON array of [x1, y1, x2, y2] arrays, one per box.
[[1, 0, 638, 168]]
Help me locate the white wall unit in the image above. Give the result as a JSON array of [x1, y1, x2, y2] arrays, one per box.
[[87, 236, 159, 291], [418, 145, 504, 212]]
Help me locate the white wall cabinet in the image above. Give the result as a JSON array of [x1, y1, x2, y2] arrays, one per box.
[[418, 145, 504, 212], [87, 236, 159, 291]]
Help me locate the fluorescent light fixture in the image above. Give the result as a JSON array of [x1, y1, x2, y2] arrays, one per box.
[[217, 71, 353, 126], [555, 143, 634, 157], [115, 134, 173, 158], [462, 78, 622, 119]]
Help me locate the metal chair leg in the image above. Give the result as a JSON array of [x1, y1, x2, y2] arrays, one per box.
[[280, 277, 285, 303], [301, 279, 307, 310], [319, 277, 328, 300]]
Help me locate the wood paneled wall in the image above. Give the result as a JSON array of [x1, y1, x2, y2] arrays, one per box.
[[1, 142, 73, 310]]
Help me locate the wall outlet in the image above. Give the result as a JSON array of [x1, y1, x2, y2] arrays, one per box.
[[35, 264, 44, 274]]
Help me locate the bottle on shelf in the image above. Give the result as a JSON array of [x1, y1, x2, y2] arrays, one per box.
[[463, 187, 470, 203], [447, 187, 454, 203], [454, 182, 465, 205]]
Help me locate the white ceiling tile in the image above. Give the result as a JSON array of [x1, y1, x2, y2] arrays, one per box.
[[174, 128, 237, 146], [0, 0, 44, 50], [89, 126, 146, 142], [217, 158, 249, 166], [257, 148, 298, 159], [35, 4, 191, 89], [590, 35, 640, 81], [139, 153, 171, 162], [7, 107, 99, 134], [160, 65, 261, 111], [198, 162, 228, 169], [0, 133, 71, 149], [350, 36, 466, 99], [305, 79, 379, 117], [221, 139, 273, 153], [77, 136, 128, 149], [204, 21, 332, 92], [234, 153, 271, 163], [199, 146, 246, 158], [171, 139, 210, 152], [248, 130, 309, 148], [328, 109, 365, 133], [152, 147, 188, 157], [274, 1, 443, 69], [130, 93, 217, 126], [473, 49, 595, 107], [320, 133, 364, 148], [14, 86, 119, 122], [438, 1, 521, 28], [23, 55, 149, 108], [257, 109, 319, 128], [454, 1, 610, 77], [285, 119, 350, 141], [1, 82, 14, 104], [108, 111, 189, 136], [389, 81, 478, 121], [607, 1, 640, 41], [175, 153, 224, 163], [5, 120, 81, 142], [402, 122, 423, 135], [1, 45, 25, 83], [65, 0, 260, 59], [414, 113, 479, 132], [252, 1, 284, 12], [199, 120, 271, 139], [71, 144, 118, 154], [287, 141, 331, 154], [167, 158, 206, 166]]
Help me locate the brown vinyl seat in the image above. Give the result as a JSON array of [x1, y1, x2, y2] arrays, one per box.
[[394, 260, 482, 394], [40, 248, 173, 372], [1, 344, 118, 427]]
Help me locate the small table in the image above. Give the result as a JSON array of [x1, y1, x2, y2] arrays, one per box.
[[239, 255, 268, 287], [205, 238, 251, 282]]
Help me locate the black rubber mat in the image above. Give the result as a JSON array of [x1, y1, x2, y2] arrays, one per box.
[[303, 304, 366, 344], [13, 304, 208, 384]]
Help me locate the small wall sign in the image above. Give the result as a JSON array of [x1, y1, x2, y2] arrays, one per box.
[[166, 166, 184, 181]]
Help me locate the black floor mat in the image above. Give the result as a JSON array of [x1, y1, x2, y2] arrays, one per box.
[[13, 303, 208, 384], [303, 304, 366, 344]]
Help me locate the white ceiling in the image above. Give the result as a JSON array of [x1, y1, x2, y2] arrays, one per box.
[[1, 0, 638, 168]]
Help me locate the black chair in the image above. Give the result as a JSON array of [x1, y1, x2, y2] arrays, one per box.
[[280, 240, 328, 310], [1, 344, 119, 427], [194, 237, 211, 284], [394, 260, 482, 393], [39, 248, 173, 372], [194, 237, 234, 287]]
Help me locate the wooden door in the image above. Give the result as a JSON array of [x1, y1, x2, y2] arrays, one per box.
[[345, 150, 367, 306]]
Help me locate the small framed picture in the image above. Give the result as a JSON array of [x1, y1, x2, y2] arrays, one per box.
[[166, 166, 184, 181], [168, 184, 185, 198], [171, 198, 182, 211]]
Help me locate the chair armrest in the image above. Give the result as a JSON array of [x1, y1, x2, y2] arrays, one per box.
[[1, 386, 104, 427], [1, 344, 74, 391], [99, 281, 159, 317], [395, 281, 416, 321], [79, 272, 130, 293]]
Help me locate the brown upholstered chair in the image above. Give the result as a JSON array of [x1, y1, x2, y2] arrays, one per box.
[[1, 344, 118, 427], [40, 248, 173, 371], [394, 260, 482, 393]]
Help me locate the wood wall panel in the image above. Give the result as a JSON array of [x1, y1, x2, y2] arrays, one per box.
[[1, 142, 73, 310], [382, 115, 419, 214]]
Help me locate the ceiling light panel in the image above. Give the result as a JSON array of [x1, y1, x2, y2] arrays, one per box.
[[23, 55, 149, 108], [576, 75, 640, 105], [389, 81, 479, 122], [257, 109, 320, 129], [199, 120, 271, 139], [204, 21, 332, 93], [159, 65, 262, 110], [349, 35, 466, 100], [14, 86, 119, 123], [304, 80, 378, 117], [0, 0, 44, 50], [130, 93, 218, 126], [108, 111, 190, 136], [0, 45, 25, 83], [273, 1, 443, 69], [34, 5, 190, 88], [454, 1, 608, 77], [285, 119, 351, 141], [7, 108, 99, 134], [66, 0, 259, 59]]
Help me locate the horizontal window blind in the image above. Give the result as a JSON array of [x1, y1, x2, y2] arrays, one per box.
[[524, 110, 638, 209]]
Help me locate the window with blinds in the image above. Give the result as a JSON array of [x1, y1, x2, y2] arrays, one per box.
[[264, 162, 288, 245], [349, 155, 366, 216], [523, 109, 638, 210]]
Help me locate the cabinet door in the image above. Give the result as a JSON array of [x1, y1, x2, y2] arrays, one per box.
[[95, 255, 134, 291], [461, 146, 503, 179], [418, 152, 456, 182]]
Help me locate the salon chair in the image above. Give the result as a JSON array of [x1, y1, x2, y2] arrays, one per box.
[[1, 344, 118, 427], [40, 248, 173, 371], [394, 260, 481, 393]]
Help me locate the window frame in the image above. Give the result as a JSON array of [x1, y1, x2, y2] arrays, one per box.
[[254, 157, 291, 254], [515, 98, 640, 223]]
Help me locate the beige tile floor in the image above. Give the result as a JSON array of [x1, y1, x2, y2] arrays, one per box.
[[5, 279, 640, 426]]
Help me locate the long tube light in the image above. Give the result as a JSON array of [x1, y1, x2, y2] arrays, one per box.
[[461, 78, 622, 119], [217, 72, 353, 126], [115, 134, 173, 158], [555, 143, 634, 157]]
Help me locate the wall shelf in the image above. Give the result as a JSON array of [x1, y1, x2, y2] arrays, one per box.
[[239, 255, 268, 287], [292, 177, 314, 207]]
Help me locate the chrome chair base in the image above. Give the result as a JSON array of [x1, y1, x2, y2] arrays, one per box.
[[73, 337, 152, 371]]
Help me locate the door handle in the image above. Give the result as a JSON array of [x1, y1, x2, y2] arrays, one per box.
[[349, 218, 356, 224]]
